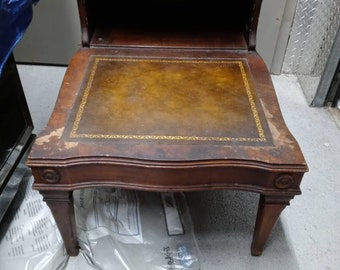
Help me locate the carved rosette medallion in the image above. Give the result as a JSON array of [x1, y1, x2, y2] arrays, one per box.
[[274, 174, 294, 189], [40, 168, 60, 183]]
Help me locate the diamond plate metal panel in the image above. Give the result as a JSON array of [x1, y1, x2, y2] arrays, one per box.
[[283, 0, 318, 74], [282, 0, 340, 104]]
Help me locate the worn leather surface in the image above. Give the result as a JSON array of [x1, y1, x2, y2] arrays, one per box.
[[67, 56, 271, 145]]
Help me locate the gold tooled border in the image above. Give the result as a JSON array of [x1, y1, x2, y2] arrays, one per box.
[[70, 57, 266, 142]]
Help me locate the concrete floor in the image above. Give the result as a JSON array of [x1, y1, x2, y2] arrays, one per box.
[[17, 65, 340, 269]]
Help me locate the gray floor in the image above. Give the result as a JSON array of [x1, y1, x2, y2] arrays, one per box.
[[18, 65, 340, 269]]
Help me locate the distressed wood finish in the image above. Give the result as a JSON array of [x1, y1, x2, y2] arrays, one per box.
[[40, 191, 79, 256], [27, 0, 308, 257]]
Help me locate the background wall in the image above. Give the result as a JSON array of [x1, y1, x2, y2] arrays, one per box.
[[13, 0, 80, 66]]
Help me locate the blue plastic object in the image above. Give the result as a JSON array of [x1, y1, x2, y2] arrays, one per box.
[[0, 0, 39, 74]]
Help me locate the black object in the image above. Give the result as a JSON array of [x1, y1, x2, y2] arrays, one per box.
[[0, 53, 34, 221]]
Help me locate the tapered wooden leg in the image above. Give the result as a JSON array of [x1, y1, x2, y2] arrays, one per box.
[[40, 190, 79, 256], [251, 194, 293, 256]]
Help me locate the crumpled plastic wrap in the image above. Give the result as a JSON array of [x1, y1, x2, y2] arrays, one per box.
[[0, 172, 202, 270], [0, 0, 39, 74]]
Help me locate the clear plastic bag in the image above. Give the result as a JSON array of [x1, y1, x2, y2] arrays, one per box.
[[73, 188, 202, 270], [0, 174, 202, 270]]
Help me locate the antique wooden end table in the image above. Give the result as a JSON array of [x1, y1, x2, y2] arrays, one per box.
[[26, 0, 308, 257]]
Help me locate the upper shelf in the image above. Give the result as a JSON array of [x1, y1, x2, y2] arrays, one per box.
[[77, 0, 261, 50]]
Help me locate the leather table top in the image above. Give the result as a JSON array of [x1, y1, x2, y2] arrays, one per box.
[[27, 48, 307, 170]]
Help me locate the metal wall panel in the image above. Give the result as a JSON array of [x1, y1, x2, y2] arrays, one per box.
[[282, 0, 340, 104]]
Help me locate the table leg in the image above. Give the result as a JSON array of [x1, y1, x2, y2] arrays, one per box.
[[251, 194, 293, 256], [40, 190, 79, 256]]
